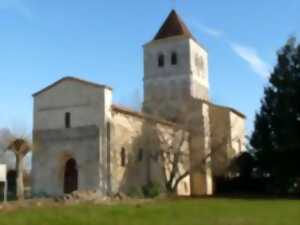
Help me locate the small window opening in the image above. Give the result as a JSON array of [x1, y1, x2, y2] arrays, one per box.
[[158, 54, 165, 67], [138, 148, 143, 161], [171, 52, 178, 65], [121, 148, 126, 167], [65, 112, 71, 128]]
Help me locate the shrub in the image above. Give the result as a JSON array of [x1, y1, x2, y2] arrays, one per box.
[[126, 186, 143, 198], [142, 182, 161, 198]]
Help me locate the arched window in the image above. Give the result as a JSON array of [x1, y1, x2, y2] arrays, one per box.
[[137, 148, 143, 161], [171, 52, 178, 65], [121, 148, 126, 167], [158, 54, 164, 67], [65, 112, 71, 128]]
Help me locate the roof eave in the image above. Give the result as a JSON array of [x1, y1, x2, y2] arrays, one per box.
[[32, 76, 113, 97]]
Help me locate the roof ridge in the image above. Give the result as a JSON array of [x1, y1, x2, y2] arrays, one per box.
[[111, 104, 179, 127], [33, 76, 112, 97], [154, 10, 195, 41], [200, 99, 246, 119]]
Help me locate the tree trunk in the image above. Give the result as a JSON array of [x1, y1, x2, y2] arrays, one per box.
[[172, 171, 190, 193], [16, 154, 25, 200], [146, 153, 151, 184], [166, 181, 176, 194]]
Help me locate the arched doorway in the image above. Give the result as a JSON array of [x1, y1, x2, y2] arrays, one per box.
[[64, 158, 78, 194]]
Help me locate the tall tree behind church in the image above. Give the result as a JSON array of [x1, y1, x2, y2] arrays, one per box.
[[250, 37, 300, 194]]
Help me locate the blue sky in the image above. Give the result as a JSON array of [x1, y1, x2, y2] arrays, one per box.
[[0, 0, 299, 134]]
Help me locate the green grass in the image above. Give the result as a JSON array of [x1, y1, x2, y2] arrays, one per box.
[[0, 198, 300, 225]]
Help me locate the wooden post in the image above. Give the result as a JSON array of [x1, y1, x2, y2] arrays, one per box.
[[0, 165, 7, 203], [4, 181, 7, 203]]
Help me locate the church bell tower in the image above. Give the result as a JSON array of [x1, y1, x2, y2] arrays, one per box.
[[143, 10, 209, 121]]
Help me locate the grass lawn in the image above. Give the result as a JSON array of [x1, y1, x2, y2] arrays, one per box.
[[0, 198, 300, 225]]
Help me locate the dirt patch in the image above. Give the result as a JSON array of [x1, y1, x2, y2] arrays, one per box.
[[0, 191, 154, 212]]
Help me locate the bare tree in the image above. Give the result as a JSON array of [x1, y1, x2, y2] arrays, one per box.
[[0, 129, 15, 169], [114, 96, 245, 196], [155, 126, 190, 193], [7, 138, 30, 200], [0, 127, 31, 200], [146, 101, 245, 195]]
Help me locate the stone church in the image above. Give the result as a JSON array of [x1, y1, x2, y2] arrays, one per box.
[[31, 10, 245, 197]]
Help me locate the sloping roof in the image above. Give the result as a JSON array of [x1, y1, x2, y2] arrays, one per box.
[[154, 10, 195, 41], [111, 104, 178, 127], [205, 100, 246, 119], [221, 106, 246, 119], [33, 76, 112, 97]]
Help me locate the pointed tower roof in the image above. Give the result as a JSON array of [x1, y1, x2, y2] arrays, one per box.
[[154, 10, 194, 41]]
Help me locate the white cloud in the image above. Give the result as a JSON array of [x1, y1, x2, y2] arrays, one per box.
[[189, 18, 271, 79], [0, 0, 32, 19], [230, 43, 271, 79], [197, 25, 223, 38], [190, 21, 223, 38]]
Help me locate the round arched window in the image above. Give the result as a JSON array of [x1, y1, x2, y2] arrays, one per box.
[[158, 54, 165, 67]]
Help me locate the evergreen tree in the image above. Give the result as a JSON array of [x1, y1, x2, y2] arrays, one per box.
[[251, 37, 300, 194]]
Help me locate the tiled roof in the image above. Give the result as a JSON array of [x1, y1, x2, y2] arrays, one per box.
[[111, 104, 178, 127], [154, 10, 194, 41], [203, 100, 246, 119]]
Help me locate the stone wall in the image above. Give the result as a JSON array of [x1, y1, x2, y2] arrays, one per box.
[[110, 107, 191, 196], [185, 100, 213, 196], [209, 104, 246, 177], [189, 39, 209, 100], [229, 111, 246, 155], [143, 36, 209, 122], [32, 126, 101, 196], [32, 78, 112, 196], [209, 105, 231, 177], [33, 79, 108, 130]]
